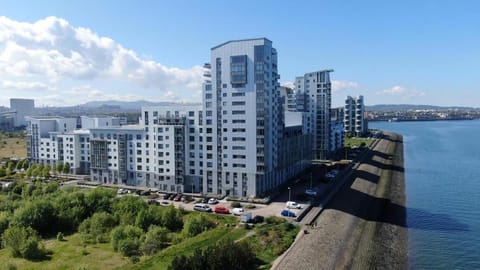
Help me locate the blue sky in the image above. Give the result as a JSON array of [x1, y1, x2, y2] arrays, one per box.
[[1, 0, 479, 107]]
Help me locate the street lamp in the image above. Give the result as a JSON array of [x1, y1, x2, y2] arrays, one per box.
[[288, 187, 291, 202]]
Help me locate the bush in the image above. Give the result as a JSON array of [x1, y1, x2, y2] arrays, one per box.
[[245, 204, 256, 209], [79, 212, 117, 244], [230, 201, 242, 208], [142, 225, 169, 255], [2, 225, 46, 260], [111, 225, 143, 257], [57, 232, 64, 241], [265, 216, 285, 225], [182, 214, 215, 237]]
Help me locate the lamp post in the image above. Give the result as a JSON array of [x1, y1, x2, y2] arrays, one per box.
[[288, 187, 291, 202]]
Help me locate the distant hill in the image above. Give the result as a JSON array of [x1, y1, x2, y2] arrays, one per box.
[[366, 104, 477, 111], [80, 100, 201, 110]]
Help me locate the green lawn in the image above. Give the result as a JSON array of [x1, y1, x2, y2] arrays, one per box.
[[0, 233, 130, 270], [345, 136, 373, 148]]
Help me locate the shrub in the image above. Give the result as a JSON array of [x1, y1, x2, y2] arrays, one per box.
[[57, 232, 64, 241], [230, 201, 242, 208], [2, 226, 46, 260], [245, 204, 256, 209]]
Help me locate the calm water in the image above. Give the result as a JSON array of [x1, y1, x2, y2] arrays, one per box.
[[370, 120, 480, 270]]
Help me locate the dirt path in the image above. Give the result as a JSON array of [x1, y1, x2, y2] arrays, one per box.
[[273, 133, 407, 270]]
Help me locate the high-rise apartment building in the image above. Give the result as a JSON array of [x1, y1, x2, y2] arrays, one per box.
[[295, 70, 333, 160], [344, 95, 367, 136], [279, 86, 297, 112], [10, 98, 34, 127], [202, 38, 285, 197], [25, 38, 311, 198]]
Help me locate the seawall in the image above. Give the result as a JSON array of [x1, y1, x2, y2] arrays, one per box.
[[273, 132, 407, 270]]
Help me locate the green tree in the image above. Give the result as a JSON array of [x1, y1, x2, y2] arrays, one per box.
[[161, 205, 183, 231], [12, 200, 57, 235], [168, 239, 256, 270], [182, 214, 215, 237], [25, 167, 32, 178], [62, 163, 70, 174], [7, 161, 15, 172], [79, 212, 117, 243], [84, 188, 116, 215], [0, 211, 11, 236], [135, 207, 159, 231], [110, 225, 143, 257], [22, 159, 29, 170], [56, 163, 63, 174], [114, 195, 148, 225], [0, 165, 5, 177], [142, 225, 169, 255], [2, 225, 45, 260]]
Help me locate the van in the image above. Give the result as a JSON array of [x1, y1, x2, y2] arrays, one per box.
[[193, 203, 212, 212], [286, 201, 302, 209]]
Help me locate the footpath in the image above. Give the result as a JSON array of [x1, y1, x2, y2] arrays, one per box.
[[272, 132, 407, 270]]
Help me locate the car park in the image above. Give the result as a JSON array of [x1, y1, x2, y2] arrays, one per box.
[[193, 203, 212, 212], [281, 209, 296, 217], [232, 208, 244, 216], [214, 205, 230, 214]]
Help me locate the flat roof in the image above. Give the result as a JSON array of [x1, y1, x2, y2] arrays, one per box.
[[211, 37, 271, 50]]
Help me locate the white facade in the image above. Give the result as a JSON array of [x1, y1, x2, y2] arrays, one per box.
[[279, 86, 297, 112], [344, 95, 367, 136], [295, 70, 333, 160], [10, 98, 34, 127], [202, 38, 286, 197]]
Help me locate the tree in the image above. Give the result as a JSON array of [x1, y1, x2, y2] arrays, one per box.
[[84, 188, 116, 215], [79, 212, 117, 243], [11, 200, 57, 235], [182, 214, 215, 237], [7, 162, 15, 172], [22, 159, 29, 170], [161, 205, 183, 231], [2, 226, 45, 260], [110, 225, 143, 257], [56, 163, 63, 174], [168, 239, 256, 270], [55, 191, 88, 231], [0, 165, 5, 177], [114, 195, 148, 225], [0, 211, 11, 236], [142, 225, 169, 255], [62, 163, 70, 174]]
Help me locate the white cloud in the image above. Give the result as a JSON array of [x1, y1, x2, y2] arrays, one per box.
[[280, 81, 295, 89], [377, 85, 426, 98], [0, 80, 49, 91], [331, 80, 359, 92], [0, 16, 204, 105]]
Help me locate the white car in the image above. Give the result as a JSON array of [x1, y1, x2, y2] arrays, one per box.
[[232, 208, 244, 216], [208, 198, 219, 204], [286, 201, 302, 209], [193, 203, 212, 212]]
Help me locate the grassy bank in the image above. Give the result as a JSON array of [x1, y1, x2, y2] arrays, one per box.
[[0, 132, 26, 160]]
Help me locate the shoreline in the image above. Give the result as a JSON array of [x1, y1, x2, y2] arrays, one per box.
[[273, 132, 407, 270]]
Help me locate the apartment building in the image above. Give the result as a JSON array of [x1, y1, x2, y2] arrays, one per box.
[[344, 95, 367, 136], [279, 86, 297, 112], [295, 70, 334, 160]]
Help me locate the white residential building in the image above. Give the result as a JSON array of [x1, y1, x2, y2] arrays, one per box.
[[10, 98, 34, 127], [279, 86, 297, 112], [295, 70, 333, 160], [344, 95, 367, 136]]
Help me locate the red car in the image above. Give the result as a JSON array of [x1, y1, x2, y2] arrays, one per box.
[[214, 206, 230, 214], [173, 193, 182, 201]]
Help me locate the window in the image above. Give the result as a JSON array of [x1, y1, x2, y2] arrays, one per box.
[[232, 92, 245, 97], [232, 119, 246, 124], [230, 55, 247, 86], [232, 110, 245, 115], [232, 101, 245, 106]]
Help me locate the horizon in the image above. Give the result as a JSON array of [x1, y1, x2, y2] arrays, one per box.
[[1, 1, 479, 107]]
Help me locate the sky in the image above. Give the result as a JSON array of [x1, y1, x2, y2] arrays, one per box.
[[0, 0, 479, 108]]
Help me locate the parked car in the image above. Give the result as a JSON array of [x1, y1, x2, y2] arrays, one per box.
[[173, 193, 182, 201], [305, 188, 319, 196], [163, 193, 172, 200], [168, 193, 176, 200], [193, 203, 212, 212], [286, 201, 302, 209], [117, 188, 127, 195], [232, 208, 244, 216], [147, 199, 160, 205], [159, 201, 170, 206], [252, 215, 265, 224], [281, 209, 296, 217], [208, 198, 219, 204], [214, 205, 230, 214]]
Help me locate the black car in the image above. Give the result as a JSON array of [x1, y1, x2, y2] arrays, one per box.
[[252, 215, 265, 224], [163, 193, 172, 200]]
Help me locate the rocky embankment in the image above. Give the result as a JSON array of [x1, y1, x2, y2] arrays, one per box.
[[274, 132, 407, 270]]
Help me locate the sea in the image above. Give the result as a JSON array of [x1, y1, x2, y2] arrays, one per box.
[[369, 120, 480, 270]]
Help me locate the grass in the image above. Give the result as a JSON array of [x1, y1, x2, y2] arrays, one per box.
[[0, 233, 130, 270], [0, 132, 26, 160], [345, 136, 373, 148]]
